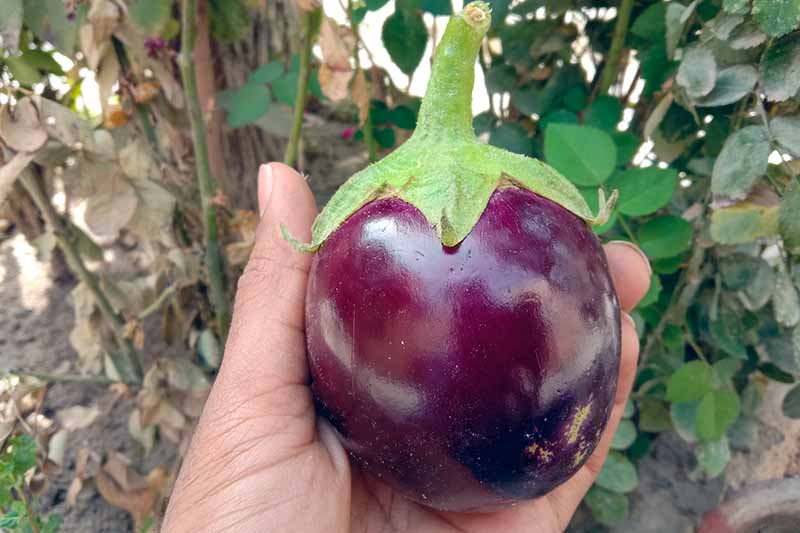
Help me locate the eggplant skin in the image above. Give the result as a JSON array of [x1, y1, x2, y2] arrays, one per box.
[[306, 186, 621, 512]]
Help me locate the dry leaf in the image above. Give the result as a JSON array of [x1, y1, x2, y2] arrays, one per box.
[[47, 429, 69, 466], [120, 137, 160, 179], [33, 96, 99, 152], [128, 409, 155, 455], [66, 477, 84, 506], [294, 0, 321, 11], [0, 99, 48, 152], [230, 209, 259, 242], [79, 24, 109, 71], [319, 64, 354, 102], [225, 241, 254, 266], [351, 69, 369, 125], [87, 0, 121, 48], [123, 320, 145, 350], [131, 81, 161, 104], [319, 18, 353, 69], [126, 178, 176, 245], [57, 405, 101, 431], [0, 151, 35, 207], [103, 104, 129, 129], [95, 468, 160, 531], [96, 51, 120, 111], [104, 452, 150, 492], [84, 171, 139, 238]]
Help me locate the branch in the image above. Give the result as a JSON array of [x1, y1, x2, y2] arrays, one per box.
[[180, 0, 232, 342], [285, 9, 321, 168], [6, 369, 120, 385], [598, 0, 635, 95], [17, 168, 143, 383]]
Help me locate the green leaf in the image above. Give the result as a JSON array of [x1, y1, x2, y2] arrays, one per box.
[[728, 20, 769, 49], [639, 398, 673, 432], [0, 0, 23, 52], [0, 511, 20, 529], [652, 254, 685, 274], [696, 389, 740, 441], [637, 215, 693, 259], [771, 115, 800, 157], [224, 84, 271, 128], [671, 401, 699, 442], [489, 122, 532, 155], [708, 14, 745, 40], [41, 513, 63, 533], [595, 451, 639, 493], [606, 167, 677, 216], [585, 487, 629, 527], [383, 10, 427, 75], [764, 332, 800, 375], [248, 61, 284, 85], [779, 179, 800, 254], [611, 420, 637, 450], [563, 86, 587, 112], [761, 35, 800, 102], [667, 361, 713, 403], [485, 64, 517, 93], [713, 358, 742, 384], [720, 254, 766, 290], [782, 383, 800, 419], [20, 49, 63, 74], [623, 399, 635, 419], [209, 0, 250, 41], [539, 109, 578, 130], [612, 131, 640, 167], [366, 0, 390, 9], [742, 259, 776, 311], [586, 96, 622, 132], [709, 311, 748, 359], [630, 2, 667, 40], [129, 0, 172, 35], [272, 72, 299, 107], [637, 274, 662, 308], [389, 106, 417, 130], [666, 3, 688, 59], [711, 126, 771, 202], [6, 435, 37, 476], [752, 0, 800, 38], [421, 0, 452, 15], [676, 46, 717, 98], [544, 124, 617, 186], [24, 0, 78, 52], [473, 111, 497, 135], [695, 65, 758, 107], [774, 269, 800, 327], [5, 55, 41, 86], [723, 0, 750, 15], [760, 361, 796, 382], [696, 437, 731, 477], [710, 201, 780, 245], [374, 127, 396, 148]]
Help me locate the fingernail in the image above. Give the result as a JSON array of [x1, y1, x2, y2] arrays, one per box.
[[608, 240, 652, 276], [621, 311, 635, 329], [258, 164, 274, 218]]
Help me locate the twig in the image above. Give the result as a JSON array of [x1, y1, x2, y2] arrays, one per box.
[[285, 9, 320, 168], [137, 285, 177, 321], [17, 167, 143, 383], [597, 0, 635, 95], [617, 215, 639, 245], [6, 370, 120, 385], [179, 0, 232, 342]]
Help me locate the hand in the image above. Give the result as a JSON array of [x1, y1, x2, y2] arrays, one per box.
[[163, 163, 651, 532]]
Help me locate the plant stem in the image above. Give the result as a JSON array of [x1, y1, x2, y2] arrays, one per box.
[[617, 215, 638, 245], [598, 0, 635, 95], [17, 168, 143, 383], [180, 0, 231, 342], [285, 9, 320, 168], [13, 486, 40, 533], [137, 285, 177, 321], [112, 38, 160, 158], [7, 370, 119, 385], [347, 1, 377, 162]]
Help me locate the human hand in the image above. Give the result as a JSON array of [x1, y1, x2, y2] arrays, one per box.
[[163, 163, 651, 532]]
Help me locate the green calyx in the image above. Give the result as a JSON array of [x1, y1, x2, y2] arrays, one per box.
[[285, 1, 616, 252]]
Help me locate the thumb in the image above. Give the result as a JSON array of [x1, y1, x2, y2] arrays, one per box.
[[216, 162, 318, 397]]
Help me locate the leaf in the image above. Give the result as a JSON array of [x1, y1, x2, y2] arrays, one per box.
[[671, 401, 699, 442], [0, 151, 36, 207], [586, 96, 623, 132], [612, 131, 640, 166], [84, 172, 139, 238], [272, 72, 299, 107], [644, 93, 674, 140], [773, 269, 800, 328], [24, 0, 79, 52], [726, 20, 769, 50], [585, 486, 629, 527], [666, 3, 688, 59], [708, 14, 745, 40], [711, 126, 770, 202], [595, 451, 639, 493], [780, 180, 800, 253], [5, 435, 37, 476], [611, 420, 637, 450], [771, 115, 800, 157], [761, 34, 800, 102], [544, 124, 617, 186], [248, 61, 284, 85], [57, 405, 101, 431], [197, 329, 222, 369], [382, 9, 427, 75], [421, 0, 452, 15], [783, 383, 800, 419], [209, 0, 250, 41], [638, 274, 662, 308], [676, 46, 717, 98], [710, 310, 749, 359], [606, 167, 677, 216], [486, 64, 517, 93], [667, 361, 713, 403], [129, 0, 171, 35], [223, 84, 271, 128], [695, 65, 758, 107], [0, 0, 23, 52], [389, 106, 417, 130], [696, 437, 731, 477], [630, 2, 667, 40], [128, 410, 155, 456], [696, 389, 740, 441], [713, 358, 743, 384], [351, 70, 370, 126], [319, 16, 353, 70], [752, 0, 800, 38], [710, 201, 779, 244], [637, 215, 693, 259], [6, 54, 41, 86], [489, 122, 532, 155], [742, 259, 776, 311], [723, 0, 750, 15], [319, 64, 354, 102]]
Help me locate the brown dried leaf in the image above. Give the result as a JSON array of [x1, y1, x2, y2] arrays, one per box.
[[84, 171, 138, 238], [120, 137, 160, 179], [319, 63, 354, 102], [96, 51, 120, 110], [0, 99, 48, 152], [126, 179, 176, 245], [131, 81, 161, 104], [103, 104, 129, 129], [57, 405, 101, 431], [79, 24, 110, 71], [225, 241, 254, 266], [319, 18, 354, 70], [0, 151, 35, 207], [351, 69, 370, 126], [47, 429, 69, 466], [66, 477, 84, 506], [230, 209, 259, 242], [104, 452, 150, 492], [87, 0, 121, 48], [128, 409, 155, 455], [95, 469, 159, 531], [294, 0, 321, 11]]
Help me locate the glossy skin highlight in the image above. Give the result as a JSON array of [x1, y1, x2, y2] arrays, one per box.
[[306, 187, 621, 512]]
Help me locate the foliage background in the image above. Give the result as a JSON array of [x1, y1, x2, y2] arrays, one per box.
[[1, 0, 799, 530]]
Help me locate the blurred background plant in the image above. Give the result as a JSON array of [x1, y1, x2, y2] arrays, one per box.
[[0, 0, 799, 530]]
